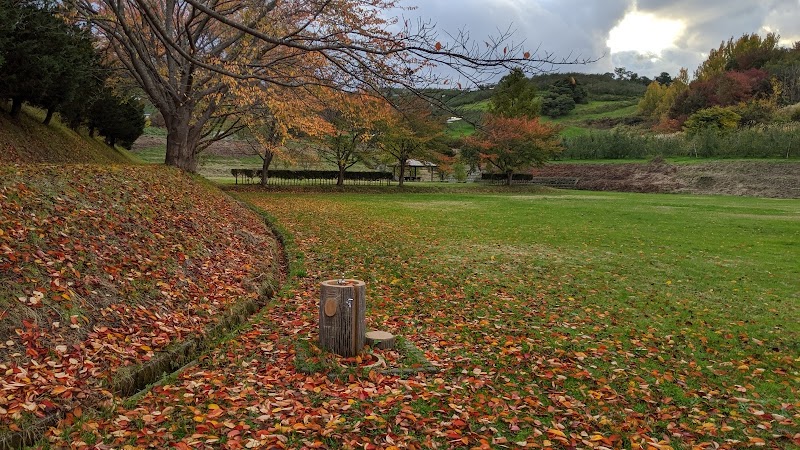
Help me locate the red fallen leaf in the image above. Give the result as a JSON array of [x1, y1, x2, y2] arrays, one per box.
[[207, 408, 225, 419], [452, 419, 467, 428]]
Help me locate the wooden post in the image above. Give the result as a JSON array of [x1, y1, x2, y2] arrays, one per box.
[[319, 279, 366, 357]]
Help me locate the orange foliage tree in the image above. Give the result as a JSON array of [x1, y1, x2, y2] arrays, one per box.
[[468, 115, 562, 185], [235, 83, 332, 185]]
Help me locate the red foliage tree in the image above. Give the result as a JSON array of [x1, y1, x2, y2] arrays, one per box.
[[468, 115, 562, 185]]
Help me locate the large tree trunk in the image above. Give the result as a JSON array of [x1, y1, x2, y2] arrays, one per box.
[[506, 170, 513, 186], [164, 108, 200, 173], [337, 165, 345, 186], [9, 97, 23, 118]]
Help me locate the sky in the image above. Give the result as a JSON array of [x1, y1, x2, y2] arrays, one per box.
[[403, 0, 800, 81]]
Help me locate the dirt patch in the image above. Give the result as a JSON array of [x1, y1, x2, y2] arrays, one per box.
[[532, 160, 800, 198]]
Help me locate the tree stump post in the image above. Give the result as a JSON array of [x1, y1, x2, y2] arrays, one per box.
[[319, 279, 366, 357]]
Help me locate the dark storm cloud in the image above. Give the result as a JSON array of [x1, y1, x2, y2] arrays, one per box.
[[402, 0, 630, 77], [405, 0, 800, 82]]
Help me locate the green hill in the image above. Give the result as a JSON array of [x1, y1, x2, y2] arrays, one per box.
[[0, 106, 134, 164], [441, 73, 646, 138]]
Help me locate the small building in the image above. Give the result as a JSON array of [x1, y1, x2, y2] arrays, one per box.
[[392, 159, 438, 182]]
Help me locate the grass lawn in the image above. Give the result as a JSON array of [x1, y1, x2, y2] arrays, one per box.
[[51, 188, 800, 449]]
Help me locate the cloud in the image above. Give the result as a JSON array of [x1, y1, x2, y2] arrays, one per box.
[[404, 0, 800, 82], [402, 0, 630, 76]]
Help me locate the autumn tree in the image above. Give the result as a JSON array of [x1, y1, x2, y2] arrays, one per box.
[[695, 33, 780, 81], [70, 0, 585, 173], [638, 81, 667, 118], [468, 115, 562, 185], [766, 41, 800, 105], [238, 84, 330, 185], [377, 97, 445, 187], [316, 92, 385, 186]]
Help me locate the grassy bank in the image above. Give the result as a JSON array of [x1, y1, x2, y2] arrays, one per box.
[[0, 106, 134, 164]]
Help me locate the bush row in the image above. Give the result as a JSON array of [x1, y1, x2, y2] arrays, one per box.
[[561, 126, 800, 159]]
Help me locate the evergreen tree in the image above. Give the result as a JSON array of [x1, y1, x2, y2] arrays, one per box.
[[0, 2, 98, 121], [89, 89, 145, 149], [489, 68, 541, 119]]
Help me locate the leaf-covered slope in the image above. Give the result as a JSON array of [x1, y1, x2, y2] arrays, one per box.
[[0, 165, 281, 433], [0, 107, 133, 164]]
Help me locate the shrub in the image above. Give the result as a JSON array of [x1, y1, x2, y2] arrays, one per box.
[[541, 93, 575, 117], [683, 106, 741, 136]]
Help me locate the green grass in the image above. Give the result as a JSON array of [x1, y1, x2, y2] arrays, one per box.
[[444, 119, 476, 137], [543, 99, 639, 128], [239, 188, 800, 447], [444, 98, 641, 139]]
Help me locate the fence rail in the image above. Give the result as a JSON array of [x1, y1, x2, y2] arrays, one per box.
[[230, 169, 394, 185]]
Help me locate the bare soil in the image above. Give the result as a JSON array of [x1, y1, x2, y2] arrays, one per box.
[[532, 160, 800, 198]]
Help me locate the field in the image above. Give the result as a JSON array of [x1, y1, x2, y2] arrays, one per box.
[[48, 188, 800, 449]]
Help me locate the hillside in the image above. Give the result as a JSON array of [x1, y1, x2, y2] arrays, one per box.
[[0, 106, 133, 165], [0, 132, 284, 445], [442, 74, 645, 138]]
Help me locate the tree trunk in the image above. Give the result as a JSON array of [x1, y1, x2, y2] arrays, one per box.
[[43, 107, 55, 125], [506, 170, 513, 186], [165, 110, 200, 173], [319, 279, 366, 357], [9, 97, 23, 118], [260, 150, 274, 186], [398, 158, 407, 187], [337, 165, 345, 186]]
